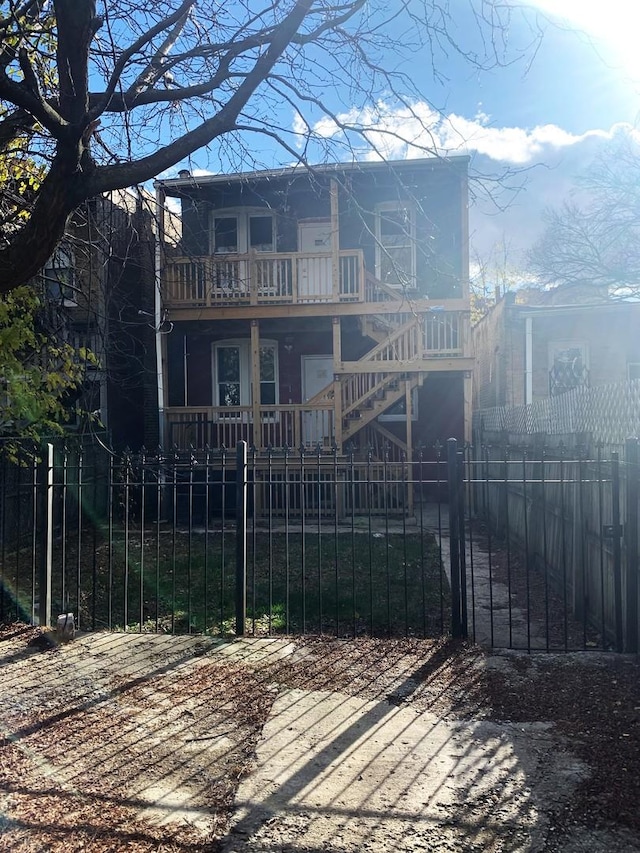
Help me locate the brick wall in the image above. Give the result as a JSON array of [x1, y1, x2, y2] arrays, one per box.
[[474, 295, 640, 413]]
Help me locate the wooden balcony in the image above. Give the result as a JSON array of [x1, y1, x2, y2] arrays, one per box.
[[163, 250, 365, 308], [164, 308, 471, 451]]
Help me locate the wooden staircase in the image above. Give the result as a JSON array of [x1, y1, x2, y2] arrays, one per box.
[[305, 295, 427, 450]]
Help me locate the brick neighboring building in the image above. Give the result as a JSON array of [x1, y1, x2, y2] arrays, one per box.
[[472, 285, 640, 412], [42, 190, 179, 449]]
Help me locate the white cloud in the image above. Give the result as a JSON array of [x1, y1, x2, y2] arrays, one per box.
[[292, 113, 310, 139], [298, 100, 640, 165]]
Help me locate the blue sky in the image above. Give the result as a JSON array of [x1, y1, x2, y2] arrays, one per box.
[[172, 0, 640, 272], [421, 0, 640, 269]]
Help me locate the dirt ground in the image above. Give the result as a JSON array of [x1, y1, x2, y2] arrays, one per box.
[[1, 624, 640, 852]]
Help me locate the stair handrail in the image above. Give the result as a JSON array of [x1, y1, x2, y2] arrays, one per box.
[[357, 314, 423, 365]]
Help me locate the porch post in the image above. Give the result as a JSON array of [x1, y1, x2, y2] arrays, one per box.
[[405, 379, 413, 515], [250, 320, 261, 449], [332, 317, 342, 450], [330, 178, 340, 301], [464, 369, 473, 446]]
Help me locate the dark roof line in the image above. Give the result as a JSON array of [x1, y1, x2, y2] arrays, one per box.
[[155, 155, 470, 193]]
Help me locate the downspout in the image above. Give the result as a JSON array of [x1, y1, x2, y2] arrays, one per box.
[[525, 315, 533, 405], [155, 182, 166, 447]]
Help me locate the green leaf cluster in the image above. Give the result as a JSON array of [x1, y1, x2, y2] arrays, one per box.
[[0, 285, 90, 441]]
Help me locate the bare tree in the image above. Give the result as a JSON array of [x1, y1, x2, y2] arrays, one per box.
[[470, 236, 524, 320], [0, 0, 544, 294], [528, 137, 640, 297]]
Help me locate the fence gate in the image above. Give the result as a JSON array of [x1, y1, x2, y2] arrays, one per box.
[[446, 437, 640, 653]]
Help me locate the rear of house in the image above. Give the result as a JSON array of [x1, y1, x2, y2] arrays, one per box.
[[156, 158, 473, 465]]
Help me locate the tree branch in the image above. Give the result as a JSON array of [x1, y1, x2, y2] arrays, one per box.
[[85, 0, 314, 195]]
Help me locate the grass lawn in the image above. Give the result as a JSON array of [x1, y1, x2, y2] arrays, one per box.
[[32, 526, 448, 638]]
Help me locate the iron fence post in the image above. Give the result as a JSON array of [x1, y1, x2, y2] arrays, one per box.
[[625, 438, 639, 653], [612, 451, 623, 653], [447, 438, 462, 638], [235, 441, 248, 636], [457, 449, 468, 639], [38, 443, 53, 628]]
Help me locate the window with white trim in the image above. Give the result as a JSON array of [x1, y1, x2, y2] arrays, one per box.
[[375, 202, 416, 289], [211, 210, 275, 254], [44, 244, 77, 306], [212, 339, 279, 415]]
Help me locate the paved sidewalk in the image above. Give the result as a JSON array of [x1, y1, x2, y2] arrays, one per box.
[[223, 678, 583, 853]]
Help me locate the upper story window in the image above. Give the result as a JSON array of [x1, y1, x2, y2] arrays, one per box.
[[548, 341, 589, 396], [211, 210, 275, 254], [213, 217, 238, 253], [375, 202, 416, 290], [44, 244, 77, 306]]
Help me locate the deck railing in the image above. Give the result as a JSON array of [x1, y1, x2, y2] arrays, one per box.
[[425, 311, 466, 357], [163, 250, 365, 307], [166, 404, 336, 450]]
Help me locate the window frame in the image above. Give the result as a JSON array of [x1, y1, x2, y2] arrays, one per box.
[[209, 208, 276, 254], [211, 338, 279, 419], [548, 340, 589, 396], [374, 201, 417, 290], [44, 244, 78, 306]]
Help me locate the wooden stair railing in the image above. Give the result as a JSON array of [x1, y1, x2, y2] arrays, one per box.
[[301, 310, 426, 447]]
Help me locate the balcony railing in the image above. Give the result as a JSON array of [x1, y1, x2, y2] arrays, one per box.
[[163, 250, 365, 307], [166, 404, 336, 451], [425, 311, 467, 358]]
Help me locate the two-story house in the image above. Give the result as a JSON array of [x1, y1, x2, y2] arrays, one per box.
[[155, 158, 473, 465]]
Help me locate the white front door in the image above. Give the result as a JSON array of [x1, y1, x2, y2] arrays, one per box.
[[302, 355, 333, 445], [298, 219, 332, 300], [298, 219, 332, 252]]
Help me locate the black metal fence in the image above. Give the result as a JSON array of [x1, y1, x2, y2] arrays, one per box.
[[1, 436, 638, 651], [0, 440, 451, 639], [451, 438, 639, 652]]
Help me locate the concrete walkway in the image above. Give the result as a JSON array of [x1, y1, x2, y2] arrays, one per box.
[[0, 630, 605, 852], [424, 501, 547, 651], [222, 674, 581, 853]]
